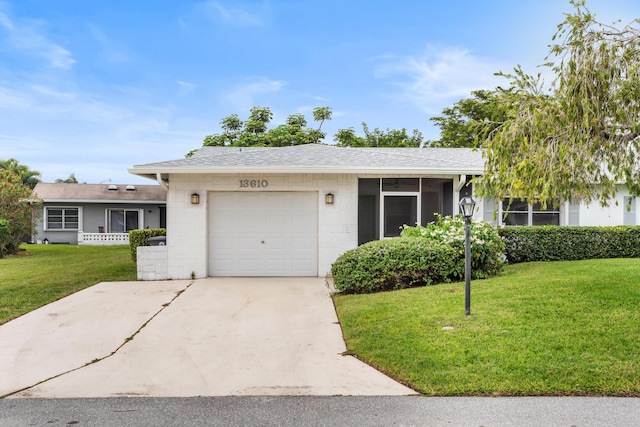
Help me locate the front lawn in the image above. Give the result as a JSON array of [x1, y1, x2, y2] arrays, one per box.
[[334, 258, 640, 396], [0, 244, 136, 324]]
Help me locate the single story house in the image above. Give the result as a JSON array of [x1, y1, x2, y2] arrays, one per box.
[[128, 143, 640, 280], [33, 183, 167, 245]]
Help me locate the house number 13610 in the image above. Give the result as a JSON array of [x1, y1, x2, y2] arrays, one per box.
[[239, 179, 268, 188]]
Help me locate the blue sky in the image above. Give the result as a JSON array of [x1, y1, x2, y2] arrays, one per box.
[[1, 0, 639, 184]]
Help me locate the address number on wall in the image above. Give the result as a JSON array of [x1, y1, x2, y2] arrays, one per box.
[[239, 179, 269, 188]]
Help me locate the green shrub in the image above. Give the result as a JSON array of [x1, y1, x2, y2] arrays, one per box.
[[401, 215, 506, 279], [331, 238, 459, 294], [0, 218, 10, 258], [499, 226, 640, 263], [129, 228, 166, 262]]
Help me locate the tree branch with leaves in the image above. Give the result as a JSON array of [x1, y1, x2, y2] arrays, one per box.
[[478, 0, 640, 207], [196, 106, 332, 153], [0, 170, 41, 256]]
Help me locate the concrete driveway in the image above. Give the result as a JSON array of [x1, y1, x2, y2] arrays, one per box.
[[0, 278, 414, 398]]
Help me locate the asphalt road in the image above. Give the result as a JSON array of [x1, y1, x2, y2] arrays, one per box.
[[2, 396, 640, 426]]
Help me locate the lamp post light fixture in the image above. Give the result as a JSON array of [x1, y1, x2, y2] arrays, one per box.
[[459, 196, 477, 315]]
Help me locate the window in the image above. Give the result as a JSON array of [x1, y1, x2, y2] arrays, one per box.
[[624, 196, 636, 226], [382, 178, 419, 192], [357, 178, 454, 244], [384, 195, 417, 237], [501, 199, 560, 226], [358, 179, 380, 244], [568, 202, 580, 226], [381, 179, 419, 238], [107, 209, 140, 232], [45, 208, 79, 230]]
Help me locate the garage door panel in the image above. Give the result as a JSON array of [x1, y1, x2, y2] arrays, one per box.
[[289, 221, 312, 233], [210, 259, 243, 275], [209, 192, 318, 276], [211, 212, 257, 230], [213, 257, 262, 273], [265, 216, 289, 229], [212, 237, 236, 250], [238, 258, 261, 273], [264, 237, 286, 250], [237, 193, 261, 206], [292, 237, 315, 250], [292, 259, 314, 272], [262, 193, 288, 205], [214, 236, 257, 252], [239, 238, 261, 251], [210, 212, 235, 229], [264, 259, 288, 275]]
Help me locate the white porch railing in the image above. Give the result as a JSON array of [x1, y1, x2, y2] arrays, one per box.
[[78, 231, 129, 246]]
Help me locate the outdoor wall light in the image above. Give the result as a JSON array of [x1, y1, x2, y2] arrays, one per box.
[[191, 193, 200, 205], [325, 193, 334, 205]]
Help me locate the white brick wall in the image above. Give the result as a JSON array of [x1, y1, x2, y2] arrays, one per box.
[[566, 186, 637, 226], [137, 246, 168, 281], [165, 173, 359, 279]]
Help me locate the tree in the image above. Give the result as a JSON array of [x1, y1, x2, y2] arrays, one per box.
[[55, 173, 79, 184], [334, 122, 424, 147], [478, 0, 640, 207], [196, 106, 332, 153], [425, 90, 508, 148], [0, 170, 40, 256], [0, 158, 41, 189], [196, 105, 424, 153]]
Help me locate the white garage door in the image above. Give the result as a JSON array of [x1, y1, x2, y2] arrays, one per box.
[[209, 192, 318, 276]]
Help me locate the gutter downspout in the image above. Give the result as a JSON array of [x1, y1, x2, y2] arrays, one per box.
[[156, 173, 169, 191]]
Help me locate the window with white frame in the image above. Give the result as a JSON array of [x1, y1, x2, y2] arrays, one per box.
[[107, 209, 141, 232], [381, 178, 420, 238], [623, 196, 636, 226], [45, 207, 79, 230], [501, 198, 560, 226]]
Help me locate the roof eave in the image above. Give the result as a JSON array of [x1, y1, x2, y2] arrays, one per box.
[[40, 199, 167, 204], [129, 166, 485, 176]]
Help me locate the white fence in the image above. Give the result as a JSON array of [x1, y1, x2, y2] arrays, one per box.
[[78, 232, 129, 246]]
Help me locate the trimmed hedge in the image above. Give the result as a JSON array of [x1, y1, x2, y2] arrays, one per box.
[[331, 238, 459, 294], [129, 228, 166, 262], [499, 226, 640, 263]]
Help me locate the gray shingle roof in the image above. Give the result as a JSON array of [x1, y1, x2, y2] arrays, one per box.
[[33, 183, 166, 203], [130, 144, 484, 177]]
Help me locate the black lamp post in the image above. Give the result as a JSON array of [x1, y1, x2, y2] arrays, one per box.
[[459, 196, 477, 315]]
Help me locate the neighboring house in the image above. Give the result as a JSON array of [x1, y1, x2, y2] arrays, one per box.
[[128, 144, 639, 280], [33, 183, 167, 245]]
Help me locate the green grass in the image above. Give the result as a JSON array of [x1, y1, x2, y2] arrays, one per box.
[[0, 244, 136, 324], [334, 258, 640, 396]]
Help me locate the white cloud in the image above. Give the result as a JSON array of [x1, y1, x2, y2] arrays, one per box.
[[178, 80, 196, 89], [198, 0, 267, 27], [0, 85, 29, 108], [375, 46, 509, 114], [177, 80, 197, 95], [0, 133, 26, 143], [0, 8, 75, 69], [224, 77, 286, 111], [86, 24, 128, 64], [0, 78, 207, 183], [25, 84, 131, 123]]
